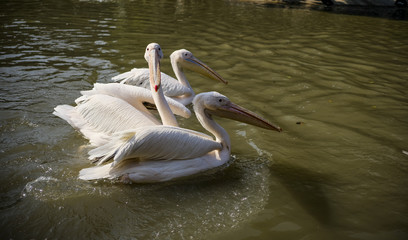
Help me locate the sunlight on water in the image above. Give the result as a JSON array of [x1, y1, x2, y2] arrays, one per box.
[[1, 0, 408, 239]]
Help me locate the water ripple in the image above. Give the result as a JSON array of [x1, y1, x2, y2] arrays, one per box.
[[1, 1, 408, 240]]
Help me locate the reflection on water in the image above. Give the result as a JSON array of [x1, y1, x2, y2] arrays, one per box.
[[1, 0, 408, 239]]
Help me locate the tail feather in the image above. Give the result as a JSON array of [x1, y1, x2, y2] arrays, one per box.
[[111, 68, 147, 85], [88, 130, 135, 165], [53, 105, 76, 126], [111, 69, 135, 82], [79, 163, 114, 180], [53, 104, 110, 146]]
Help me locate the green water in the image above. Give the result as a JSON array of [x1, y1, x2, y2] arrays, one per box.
[[1, 0, 408, 239]]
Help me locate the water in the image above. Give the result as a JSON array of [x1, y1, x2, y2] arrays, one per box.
[[1, 0, 408, 239]]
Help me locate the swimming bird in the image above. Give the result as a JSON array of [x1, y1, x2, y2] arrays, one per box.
[[112, 49, 228, 105], [79, 91, 282, 183], [53, 43, 189, 146]]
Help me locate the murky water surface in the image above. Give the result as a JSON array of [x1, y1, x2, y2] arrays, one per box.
[[1, 0, 408, 239]]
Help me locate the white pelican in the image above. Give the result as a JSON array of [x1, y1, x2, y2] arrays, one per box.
[[112, 49, 228, 105], [79, 91, 282, 183], [53, 43, 188, 146]]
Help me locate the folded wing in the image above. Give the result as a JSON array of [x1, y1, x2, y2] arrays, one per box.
[[79, 83, 191, 118], [89, 125, 221, 165], [54, 94, 159, 146]]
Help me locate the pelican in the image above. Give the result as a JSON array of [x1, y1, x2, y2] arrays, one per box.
[[53, 43, 188, 146], [112, 49, 228, 105], [79, 91, 282, 183]]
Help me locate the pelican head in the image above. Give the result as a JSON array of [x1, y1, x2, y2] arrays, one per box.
[[170, 49, 228, 85], [144, 43, 163, 92], [196, 91, 282, 132]]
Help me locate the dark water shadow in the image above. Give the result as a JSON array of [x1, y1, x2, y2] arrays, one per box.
[[258, 1, 408, 20], [270, 162, 334, 225], [319, 5, 407, 20]]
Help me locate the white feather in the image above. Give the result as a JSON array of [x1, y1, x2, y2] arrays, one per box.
[[54, 94, 159, 146], [79, 153, 222, 183], [78, 162, 114, 180], [78, 83, 191, 119], [78, 91, 281, 183], [89, 125, 221, 165], [112, 68, 191, 97]]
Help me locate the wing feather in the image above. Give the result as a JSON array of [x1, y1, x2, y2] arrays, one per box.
[[76, 94, 159, 133], [79, 83, 191, 118], [111, 68, 192, 97], [89, 125, 221, 165], [54, 94, 159, 146]]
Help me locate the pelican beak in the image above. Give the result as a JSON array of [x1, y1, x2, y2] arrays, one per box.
[[148, 48, 161, 92], [208, 102, 282, 132], [183, 56, 228, 85]]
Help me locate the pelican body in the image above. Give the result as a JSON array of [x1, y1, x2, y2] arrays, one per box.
[[112, 49, 227, 105], [53, 43, 188, 146], [79, 91, 282, 183]]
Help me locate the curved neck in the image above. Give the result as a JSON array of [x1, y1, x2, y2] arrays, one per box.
[[149, 55, 178, 127], [171, 58, 194, 96], [171, 59, 191, 88], [153, 87, 178, 127], [194, 104, 231, 155]]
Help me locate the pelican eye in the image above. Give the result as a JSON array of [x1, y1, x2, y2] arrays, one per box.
[[218, 99, 223, 102], [147, 48, 149, 51]]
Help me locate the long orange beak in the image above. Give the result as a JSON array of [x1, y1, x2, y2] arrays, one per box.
[[182, 55, 228, 85], [148, 48, 161, 92], [208, 102, 282, 132]]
